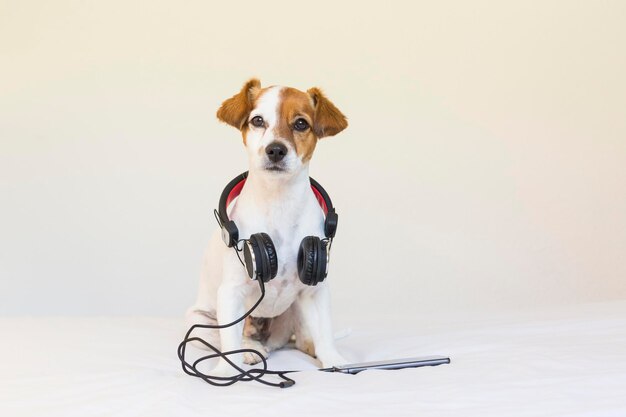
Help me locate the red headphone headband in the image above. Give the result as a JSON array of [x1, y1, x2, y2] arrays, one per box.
[[218, 172, 338, 246], [225, 178, 328, 215]]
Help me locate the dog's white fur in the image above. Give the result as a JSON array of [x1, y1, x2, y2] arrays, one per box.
[[186, 81, 348, 376]]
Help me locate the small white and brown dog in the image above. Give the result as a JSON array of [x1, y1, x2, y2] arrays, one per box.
[[186, 78, 348, 376]]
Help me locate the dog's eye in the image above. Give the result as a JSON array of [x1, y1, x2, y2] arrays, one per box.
[[250, 116, 264, 128], [293, 118, 309, 132]]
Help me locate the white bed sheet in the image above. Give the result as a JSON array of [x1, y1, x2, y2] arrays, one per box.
[[2, 300, 626, 417]]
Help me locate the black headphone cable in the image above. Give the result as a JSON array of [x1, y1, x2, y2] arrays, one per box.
[[177, 243, 296, 388]]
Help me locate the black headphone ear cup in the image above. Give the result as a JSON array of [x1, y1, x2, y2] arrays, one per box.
[[297, 236, 316, 286], [243, 233, 278, 282], [243, 240, 256, 279], [318, 238, 328, 282], [257, 232, 278, 281], [312, 238, 329, 285], [298, 236, 327, 286]]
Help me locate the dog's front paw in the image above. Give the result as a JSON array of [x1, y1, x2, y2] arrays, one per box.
[[319, 351, 349, 369], [211, 359, 242, 378], [242, 338, 269, 365]]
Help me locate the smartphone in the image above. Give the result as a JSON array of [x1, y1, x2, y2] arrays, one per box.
[[319, 356, 451, 374]]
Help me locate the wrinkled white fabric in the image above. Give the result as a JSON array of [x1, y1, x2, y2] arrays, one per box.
[[2, 300, 625, 417]]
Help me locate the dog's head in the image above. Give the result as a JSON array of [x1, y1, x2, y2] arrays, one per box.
[[216, 79, 347, 175]]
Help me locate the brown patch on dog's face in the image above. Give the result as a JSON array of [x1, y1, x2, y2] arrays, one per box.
[[272, 87, 349, 163], [307, 87, 348, 139], [216, 79, 348, 173], [240, 87, 273, 146], [274, 88, 318, 162], [216, 78, 262, 143]]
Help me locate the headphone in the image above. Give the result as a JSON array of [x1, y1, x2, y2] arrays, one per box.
[[179, 172, 338, 389], [216, 171, 338, 286]]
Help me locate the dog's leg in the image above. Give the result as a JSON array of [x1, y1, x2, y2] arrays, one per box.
[[242, 316, 271, 365], [241, 337, 269, 365], [241, 308, 295, 365], [184, 307, 220, 350], [295, 284, 347, 368], [211, 278, 247, 377], [294, 307, 316, 357], [265, 306, 295, 352]]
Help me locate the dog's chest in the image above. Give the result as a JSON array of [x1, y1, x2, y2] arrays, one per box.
[[234, 185, 325, 318], [244, 231, 304, 318], [247, 275, 299, 318]]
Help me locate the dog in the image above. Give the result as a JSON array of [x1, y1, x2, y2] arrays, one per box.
[[186, 78, 348, 376]]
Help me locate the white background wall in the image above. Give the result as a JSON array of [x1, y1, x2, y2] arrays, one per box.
[[1, 0, 625, 318]]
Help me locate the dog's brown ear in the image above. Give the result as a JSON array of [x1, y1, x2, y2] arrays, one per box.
[[217, 78, 262, 130], [307, 87, 348, 138]]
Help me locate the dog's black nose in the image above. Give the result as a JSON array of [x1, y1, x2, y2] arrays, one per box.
[[266, 142, 287, 162]]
